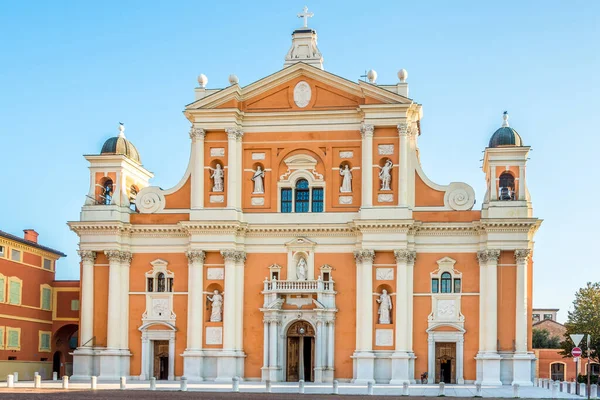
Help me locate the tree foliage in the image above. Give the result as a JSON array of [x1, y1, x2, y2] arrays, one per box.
[[532, 328, 561, 349], [559, 282, 600, 362]]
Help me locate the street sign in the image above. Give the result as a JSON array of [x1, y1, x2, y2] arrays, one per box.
[[572, 347, 583, 358], [571, 334, 585, 347]]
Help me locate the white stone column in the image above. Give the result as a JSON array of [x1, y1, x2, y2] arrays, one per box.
[[221, 250, 238, 350], [190, 128, 206, 209], [390, 250, 416, 384], [513, 249, 533, 386], [518, 167, 526, 200], [105, 250, 122, 349], [119, 251, 132, 350], [328, 322, 335, 370], [225, 128, 240, 209], [315, 320, 323, 382], [234, 251, 246, 351], [360, 124, 374, 207], [475, 249, 502, 385], [185, 251, 205, 350], [77, 251, 96, 347], [352, 249, 375, 383], [457, 337, 465, 384], [236, 130, 244, 209], [397, 123, 410, 207], [262, 320, 269, 368], [168, 334, 175, 380], [269, 320, 278, 367], [490, 166, 497, 201], [427, 336, 435, 383]]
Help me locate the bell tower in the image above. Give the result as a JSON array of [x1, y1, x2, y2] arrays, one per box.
[[481, 112, 533, 218]]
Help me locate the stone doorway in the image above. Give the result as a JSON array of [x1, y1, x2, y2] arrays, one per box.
[[286, 320, 315, 382], [435, 342, 456, 384], [153, 340, 169, 380]]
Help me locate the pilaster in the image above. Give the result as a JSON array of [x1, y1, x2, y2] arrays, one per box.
[[513, 249, 533, 386], [190, 127, 206, 209], [77, 250, 96, 347], [352, 249, 375, 384], [360, 124, 374, 208], [119, 251, 133, 352], [105, 250, 122, 349], [397, 123, 411, 207]]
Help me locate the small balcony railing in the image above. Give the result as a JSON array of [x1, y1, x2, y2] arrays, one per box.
[[263, 278, 334, 294]]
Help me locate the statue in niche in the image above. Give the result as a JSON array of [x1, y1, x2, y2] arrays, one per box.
[[375, 289, 393, 324], [377, 160, 393, 191], [339, 164, 353, 193], [209, 164, 224, 192], [251, 166, 265, 194], [296, 258, 307, 281], [205, 290, 223, 322]]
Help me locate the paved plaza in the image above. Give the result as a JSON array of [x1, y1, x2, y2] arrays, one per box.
[[0, 380, 588, 399]]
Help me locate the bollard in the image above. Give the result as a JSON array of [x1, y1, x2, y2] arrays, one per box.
[[580, 383, 586, 397], [534, 378, 538, 387], [332, 380, 339, 395], [544, 379, 549, 389], [34, 371, 39, 377], [402, 382, 409, 396], [62, 376, 69, 389], [7, 374, 14, 388], [14, 372, 18, 383], [266, 380, 272, 393], [34, 375, 41, 389], [299, 379, 305, 394], [53, 371, 58, 381], [232, 376, 240, 393], [559, 381, 564, 392], [180, 377, 188, 392], [91, 376, 97, 390], [513, 383, 519, 398], [150, 377, 156, 391], [475, 382, 482, 397], [551, 382, 558, 399], [367, 380, 374, 395], [591, 384, 598, 399], [438, 381, 445, 396], [120, 376, 126, 390], [571, 381, 577, 394]]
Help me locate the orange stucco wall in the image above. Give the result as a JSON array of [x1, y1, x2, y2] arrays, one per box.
[[415, 172, 445, 207]]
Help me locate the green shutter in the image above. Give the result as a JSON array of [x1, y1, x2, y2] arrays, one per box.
[[41, 333, 50, 350], [0, 329, 4, 348], [0, 277, 5, 302], [42, 288, 51, 310], [9, 281, 20, 305], [8, 330, 18, 348]]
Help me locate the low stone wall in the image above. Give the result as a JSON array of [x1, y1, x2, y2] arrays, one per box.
[[0, 361, 52, 381]]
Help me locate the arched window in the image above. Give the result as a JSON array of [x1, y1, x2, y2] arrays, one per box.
[[441, 272, 452, 293], [157, 273, 166, 292], [295, 179, 310, 213], [99, 179, 114, 205], [550, 363, 565, 381], [499, 172, 515, 201], [431, 278, 439, 293]]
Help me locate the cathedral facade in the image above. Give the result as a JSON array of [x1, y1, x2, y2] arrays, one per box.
[[69, 12, 540, 385]]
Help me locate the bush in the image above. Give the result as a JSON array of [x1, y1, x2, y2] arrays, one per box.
[[577, 374, 599, 384]]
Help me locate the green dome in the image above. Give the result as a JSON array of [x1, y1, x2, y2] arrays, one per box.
[[100, 124, 141, 163], [489, 112, 523, 148]]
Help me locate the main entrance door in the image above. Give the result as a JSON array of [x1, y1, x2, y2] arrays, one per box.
[[153, 340, 169, 380], [435, 342, 456, 384], [286, 320, 315, 382]]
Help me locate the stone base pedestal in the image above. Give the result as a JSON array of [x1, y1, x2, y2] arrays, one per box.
[[71, 347, 96, 380], [72, 348, 131, 380], [475, 352, 502, 386], [352, 351, 375, 384], [214, 351, 245, 382], [182, 350, 205, 381], [261, 366, 281, 382], [323, 367, 334, 383], [512, 353, 534, 386], [389, 352, 413, 384]]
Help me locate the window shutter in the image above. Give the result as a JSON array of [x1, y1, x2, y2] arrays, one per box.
[[0, 328, 4, 348], [42, 288, 51, 310], [0, 277, 5, 302], [8, 330, 18, 348], [40, 333, 50, 350], [9, 281, 20, 305]]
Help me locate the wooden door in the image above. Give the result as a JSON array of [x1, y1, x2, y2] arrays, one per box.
[[286, 337, 300, 381], [153, 340, 169, 379]]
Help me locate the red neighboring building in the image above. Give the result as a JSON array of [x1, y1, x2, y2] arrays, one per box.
[[0, 229, 79, 380]]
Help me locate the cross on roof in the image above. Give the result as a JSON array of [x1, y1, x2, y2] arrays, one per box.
[[297, 6, 314, 28]]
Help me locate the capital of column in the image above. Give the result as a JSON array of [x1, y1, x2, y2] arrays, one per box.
[[220, 249, 246, 263], [77, 250, 97, 263], [119, 251, 133, 265], [105, 250, 122, 263], [477, 249, 500, 264], [353, 249, 375, 263], [189, 127, 206, 141], [514, 249, 531, 264], [225, 128, 243, 141], [360, 123, 374, 138], [394, 249, 416, 264], [186, 250, 206, 264], [397, 122, 416, 138]]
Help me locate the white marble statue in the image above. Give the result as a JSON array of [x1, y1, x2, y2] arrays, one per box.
[[375, 289, 393, 324], [251, 166, 265, 194], [296, 258, 307, 281], [377, 160, 393, 191], [339, 165, 353, 193], [209, 164, 224, 192], [205, 290, 223, 322]]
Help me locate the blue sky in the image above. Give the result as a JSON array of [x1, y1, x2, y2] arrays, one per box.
[[1, 1, 598, 322]]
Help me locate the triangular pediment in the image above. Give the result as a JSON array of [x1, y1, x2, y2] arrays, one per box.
[[185, 63, 412, 111]]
